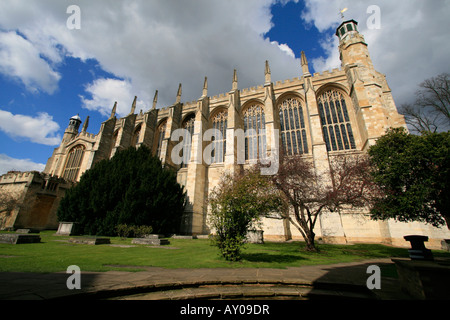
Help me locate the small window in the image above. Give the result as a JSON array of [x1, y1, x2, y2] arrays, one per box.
[[340, 27, 346, 36], [347, 24, 353, 32]]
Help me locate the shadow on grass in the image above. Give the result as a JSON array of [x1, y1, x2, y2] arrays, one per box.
[[241, 252, 307, 264]]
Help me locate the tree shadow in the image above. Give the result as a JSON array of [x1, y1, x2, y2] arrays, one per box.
[[307, 261, 411, 300], [241, 252, 307, 264]]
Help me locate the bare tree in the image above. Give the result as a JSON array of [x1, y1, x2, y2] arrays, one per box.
[[263, 152, 380, 252], [400, 73, 450, 133]]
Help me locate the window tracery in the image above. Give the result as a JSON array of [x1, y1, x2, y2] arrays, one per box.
[[243, 104, 266, 161], [62, 145, 85, 181], [317, 90, 356, 151], [211, 111, 227, 164], [279, 98, 309, 155]]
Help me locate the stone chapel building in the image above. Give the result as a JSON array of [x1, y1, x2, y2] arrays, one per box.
[[3, 19, 449, 247]]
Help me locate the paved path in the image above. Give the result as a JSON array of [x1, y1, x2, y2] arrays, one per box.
[[0, 258, 411, 300]]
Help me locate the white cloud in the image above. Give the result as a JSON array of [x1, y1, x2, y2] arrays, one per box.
[[0, 154, 45, 175], [0, 110, 61, 146], [0, 0, 301, 110], [80, 78, 147, 117], [0, 0, 447, 114], [272, 42, 296, 58], [0, 31, 61, 94]]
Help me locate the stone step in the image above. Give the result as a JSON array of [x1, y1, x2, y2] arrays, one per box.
[[111, 283, 375, 300]]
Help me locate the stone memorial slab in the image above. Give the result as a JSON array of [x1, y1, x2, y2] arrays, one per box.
[[246, 230, 264, 244], [68, 237, 110, 245], [144, 234, 165, 239], [0, 234, 41, 244], [132, 238, 170, 245], [172, 235, 197, 239], [441, 239, 450, 252], [56, 222, 78, 236], [15, 229, 31, 234]]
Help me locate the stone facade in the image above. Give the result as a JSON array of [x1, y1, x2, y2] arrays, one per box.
[[0, 171, 71, 231], [6, 19, 447, 247]]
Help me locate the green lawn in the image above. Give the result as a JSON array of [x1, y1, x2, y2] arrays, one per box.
[[1, 231, 448, 274]]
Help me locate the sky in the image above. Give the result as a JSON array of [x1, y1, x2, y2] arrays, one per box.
[[0, 0, 449, 174]]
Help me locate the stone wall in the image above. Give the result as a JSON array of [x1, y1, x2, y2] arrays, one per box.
[[0, 171, 71, 231]]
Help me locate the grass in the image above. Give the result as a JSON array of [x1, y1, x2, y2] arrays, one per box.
[[1, 231, 449, 274]]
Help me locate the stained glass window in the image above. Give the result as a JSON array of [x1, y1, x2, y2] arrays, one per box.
[[62, 145, 85, 181], [243, 105, 266, 161], [211, 111, 227, 164], [132, 125, 141, 147], [317, 90, 356, 152], [181, 114, 195, 168], [155, 120, 167, 159], [279, 98, 309, 155]]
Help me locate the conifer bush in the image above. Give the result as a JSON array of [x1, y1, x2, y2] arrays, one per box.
[[57, 146, 186, 236]]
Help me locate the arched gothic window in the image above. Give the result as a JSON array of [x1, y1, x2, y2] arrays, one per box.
[[211, 111, 227, 164], [243, 104, 266, 161], [317, 90, 356, 152], [155, 120, 167, 159], [279, 98, 309, 155], [109, 130, 119, 158], [131, 125, 141, 147], [181, 114, 195, 168], [62, 145, 85, 181]]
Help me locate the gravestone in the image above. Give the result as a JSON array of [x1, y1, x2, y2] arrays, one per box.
[[442, 239, 450, 252], [16, 229, 31, 234], [172, 235, 197, 239], [144, 234, 165, 239], [68, 237, 110, 245], [132, 238, 170, 245], [403, 235, 434, 261], [0, 234, 41, 244], [55, 222, 78, 236], [246, 230, 264, 244]]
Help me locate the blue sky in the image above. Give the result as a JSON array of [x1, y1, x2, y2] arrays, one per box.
[[0, 0, 449, 174]]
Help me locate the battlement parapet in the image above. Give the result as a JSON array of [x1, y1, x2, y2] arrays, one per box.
[[312, 67, 344, 79], [76, 131, 96, 140]]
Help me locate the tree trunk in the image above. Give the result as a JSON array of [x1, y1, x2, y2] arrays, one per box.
[[444, 214, 450, 230], [304, 229, 318, 252]]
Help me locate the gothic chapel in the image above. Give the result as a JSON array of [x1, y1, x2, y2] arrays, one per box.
[[15, 19, 448, 247]]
